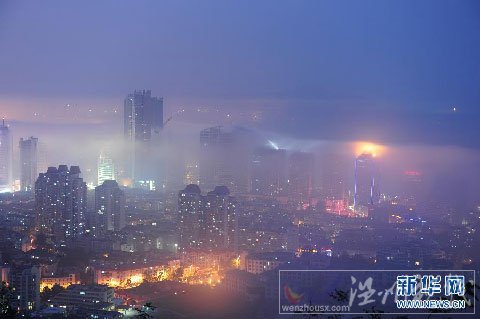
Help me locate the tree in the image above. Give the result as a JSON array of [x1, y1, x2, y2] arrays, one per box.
[[0, 282, 16, 319], [134, 302, 156, 319], [172, 267, 184, 281], [41, 284, 66, 303]]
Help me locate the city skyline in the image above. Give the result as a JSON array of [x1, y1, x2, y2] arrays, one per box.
[[0, 1, 479, 149], [0, 1, 478, 318]]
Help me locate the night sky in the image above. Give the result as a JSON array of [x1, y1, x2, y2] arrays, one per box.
[[0, 0, 479, 148]]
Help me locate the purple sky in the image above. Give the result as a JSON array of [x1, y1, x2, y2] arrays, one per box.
[[0, 0, 479, 148]]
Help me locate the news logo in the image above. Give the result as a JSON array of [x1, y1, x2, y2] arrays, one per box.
[[279, 270, 475, 315]]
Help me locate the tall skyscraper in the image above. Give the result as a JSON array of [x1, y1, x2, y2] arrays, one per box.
[[178, 184, 204, 250], [35, 165, 87, 240], [318, 153, 348, 200], [97, 150, 115, 186], [177, 184, 237, 251], [94, 180, 126, 233], [0, 119, 12, 192], [199, 126, 250, 194], [19, 137, 39, 191], [199, 126, 233, 192], [402, 170, 423, 207], [204, 186, 237, 250], [354, 153, 379, 210], [37, 141, 48, 175], [251, 146, 287, 197], [124, 90, 163, 182], [287, 152, 314, 204]]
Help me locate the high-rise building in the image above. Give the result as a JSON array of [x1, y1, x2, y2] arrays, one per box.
[[318, 153, 348, 200], [287, 152, 314, 204], [37, 141, 48, 175], [19, 137, 38, 191], [204, 186, 237, 250], [8, 264, 41, 312], [251, 146, 287, 197], [35, 165, 87, 240], [177, 184, 237, 251], [124, 90, 163, 182], [97, 150, 115, 186], [178, 184, 204, 250], [94, 180, 126, 233], [354, 153, 379, 210], [402, 170, 423, 207], [183, 161, 199, 185], [199, 126, 250, 194], [199, 126, 233, 192], [0, 119, 12, 192], [124, 89, 164, 142]]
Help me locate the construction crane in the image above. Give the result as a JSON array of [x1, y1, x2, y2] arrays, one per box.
[[153, 108, 184, 133]]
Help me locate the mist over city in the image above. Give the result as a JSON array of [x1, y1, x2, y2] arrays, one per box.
[[0, 1, 479, 318]]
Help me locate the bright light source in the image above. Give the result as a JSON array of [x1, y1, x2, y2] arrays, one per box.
[[354, 141, 385, 157], [267, 140, 279, 150]]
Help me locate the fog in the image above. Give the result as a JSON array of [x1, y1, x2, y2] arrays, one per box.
[[5, 102, 479, 213]]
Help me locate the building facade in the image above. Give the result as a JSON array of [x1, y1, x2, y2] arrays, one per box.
[[8, 265, 41, 312], [35, 165, 87, 240], [251, 146, 287, 197], [178, 184, 237, 251], [50, 284, 114, 311], [178, 184, 204, 250], [0, 120, 12, 192], [287, 152, 314, 205], [19, 136, 39, 191], [204, 186, 237, 250], [97, 151, 115, 186], [199, 126, 234, 192], [123, 89, 163, 182], [354, 153, 379, 210], [94, 180, 126, 233]]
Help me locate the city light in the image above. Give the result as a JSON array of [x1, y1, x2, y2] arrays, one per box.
[[129, 274, 143, 285], [0, 3, 477, 318], [354, 141, 386, 157]]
